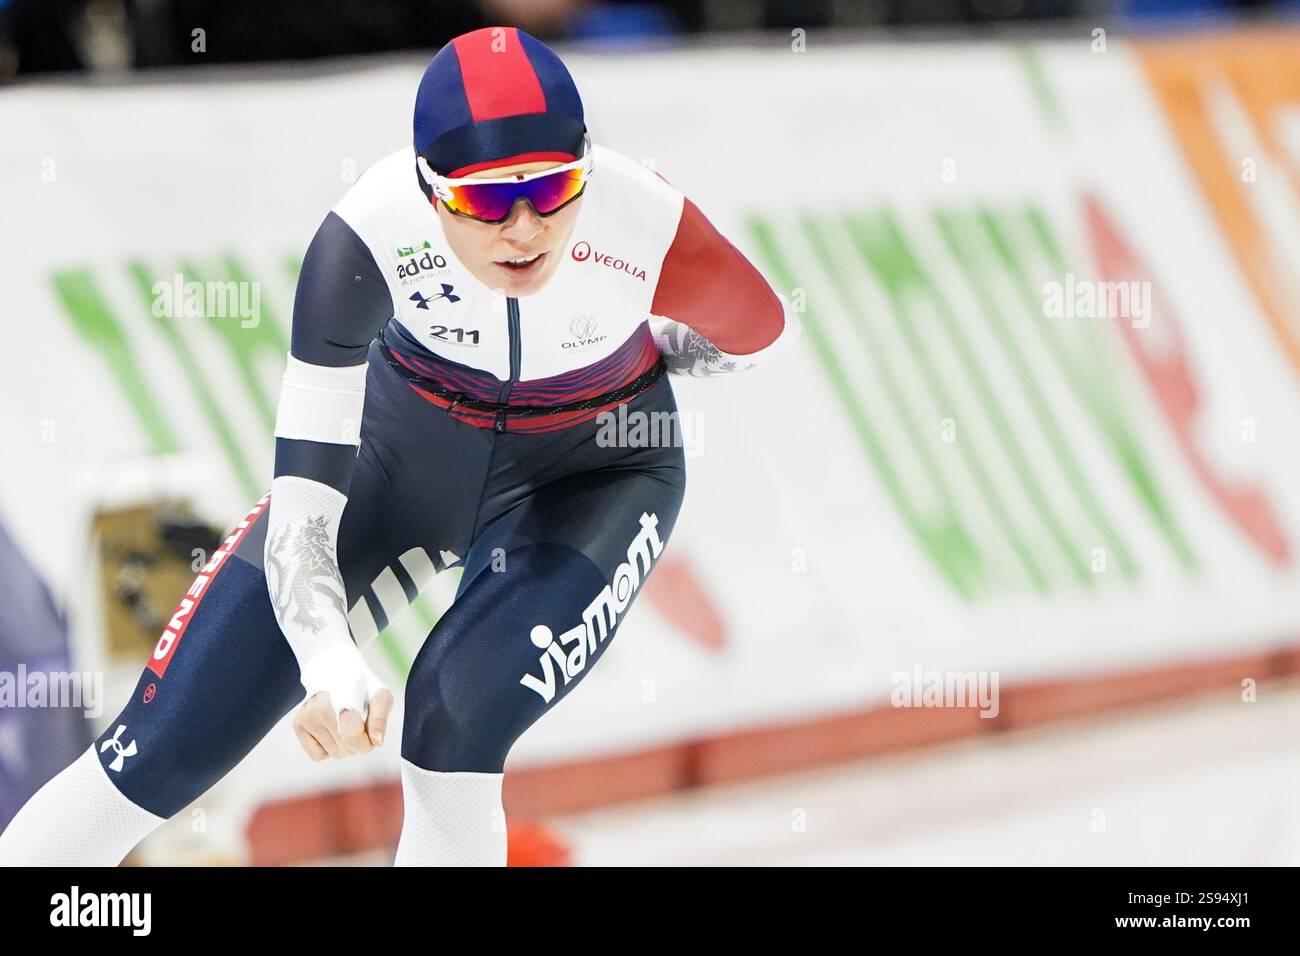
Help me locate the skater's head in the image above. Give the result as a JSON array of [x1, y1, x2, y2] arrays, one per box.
[[413, 26, 589, 296]]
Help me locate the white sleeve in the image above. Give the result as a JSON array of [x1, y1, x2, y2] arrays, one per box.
[[265, 357, 378, 714]]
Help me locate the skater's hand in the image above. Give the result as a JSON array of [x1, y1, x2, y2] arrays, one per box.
[[294, 645, 394, 760], [295, 687, 393, 760]]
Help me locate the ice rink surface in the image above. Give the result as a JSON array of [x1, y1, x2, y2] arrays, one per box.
[[549, 683, 1300, 866]]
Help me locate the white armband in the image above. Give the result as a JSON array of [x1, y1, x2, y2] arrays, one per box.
[[273, 354, 367, 445]]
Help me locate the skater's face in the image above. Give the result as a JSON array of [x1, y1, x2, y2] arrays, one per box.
[[435, 159, 584, 298]]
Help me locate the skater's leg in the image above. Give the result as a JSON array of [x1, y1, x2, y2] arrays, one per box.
[[1, 338, 488, 866], [0, 748, 166, 867], [395, 463, 685, 866], [0, 496, 303, 866]]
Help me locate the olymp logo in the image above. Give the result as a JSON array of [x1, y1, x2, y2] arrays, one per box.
[[563, 314, 606, 350], [519, 513, 664, 703]]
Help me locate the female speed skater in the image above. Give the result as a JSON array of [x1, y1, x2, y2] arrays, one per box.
[[0, 25, 795, 866]]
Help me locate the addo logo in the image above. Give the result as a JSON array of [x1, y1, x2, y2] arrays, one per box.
[[570, 241, 646, 282]]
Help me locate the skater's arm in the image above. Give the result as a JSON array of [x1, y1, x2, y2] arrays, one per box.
[[268, 211, 394, 757], [649, 194, 798, 377]]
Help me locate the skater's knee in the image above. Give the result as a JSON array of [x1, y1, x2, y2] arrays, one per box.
[[399, 540, 651, 773], [399, 678, 524, 773]]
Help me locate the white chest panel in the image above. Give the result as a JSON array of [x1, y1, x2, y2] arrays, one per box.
[[334, 144, 683, 383]]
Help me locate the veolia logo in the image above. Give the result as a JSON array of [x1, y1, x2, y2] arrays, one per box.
[[569, 240, 646, 281]]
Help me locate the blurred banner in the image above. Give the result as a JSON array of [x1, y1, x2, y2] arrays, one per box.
[[3, 29, 1300, 860]]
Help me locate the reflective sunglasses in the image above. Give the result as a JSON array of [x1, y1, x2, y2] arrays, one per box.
[[418, 135, 593, 224]]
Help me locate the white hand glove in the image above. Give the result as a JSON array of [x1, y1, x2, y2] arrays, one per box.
[[298, 643, 387, 719]]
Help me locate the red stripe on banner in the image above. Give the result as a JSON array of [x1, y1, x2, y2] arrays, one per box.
[[643, 554, 728, 651], [145, 491, 272, 678], [453, 27, 547, 122], [1086, 193, 1291, 565]]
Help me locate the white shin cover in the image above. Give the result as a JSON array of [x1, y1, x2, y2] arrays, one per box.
[[0, 747, 165, 867], [393, 760, 507, 867]]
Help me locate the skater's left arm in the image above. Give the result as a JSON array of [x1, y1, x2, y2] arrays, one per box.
[[270, 211, 395, 760], [649, 195, 799, 377]]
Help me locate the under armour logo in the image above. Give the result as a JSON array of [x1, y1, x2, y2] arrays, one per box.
[[100, 724, 138, 772], [410, 284, 460, 309]]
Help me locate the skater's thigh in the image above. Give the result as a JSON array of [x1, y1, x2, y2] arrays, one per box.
[[96, 495, 303, 818], [402, 463, 686, 774], [101, 423, 471, 817]]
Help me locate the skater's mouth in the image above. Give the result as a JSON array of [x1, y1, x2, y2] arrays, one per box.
[[494, 251, 547, 277]]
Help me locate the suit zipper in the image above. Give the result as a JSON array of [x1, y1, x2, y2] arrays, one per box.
[[495, 297, 522, 433]]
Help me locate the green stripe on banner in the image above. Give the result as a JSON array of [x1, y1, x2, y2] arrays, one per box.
[[376, 613, 418, 681], [935, 206, 1136, 582], [799, 214, 992, 595], [371, 581, 455, 683], [174, 256, 281, 432], [411, 588, 443, 636], [217, 254, 290, 431], [1018, 207, 1198, 571], [51, 268, 181, 455], [845, 209, 1056, 591], [126, 260, 261, 500], [747, 215, 983, 600], [1011, 43, 1196, 572], [1014, 45, 1064, 132]]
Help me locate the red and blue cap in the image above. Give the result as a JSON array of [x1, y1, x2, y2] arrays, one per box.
[[414, 27, 587, 178]]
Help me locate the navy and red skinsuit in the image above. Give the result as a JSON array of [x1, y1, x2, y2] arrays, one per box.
[[95, 140, 793, 818]]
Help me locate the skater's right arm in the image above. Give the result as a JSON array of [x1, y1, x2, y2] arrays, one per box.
[[267, 211, 394, 759]]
